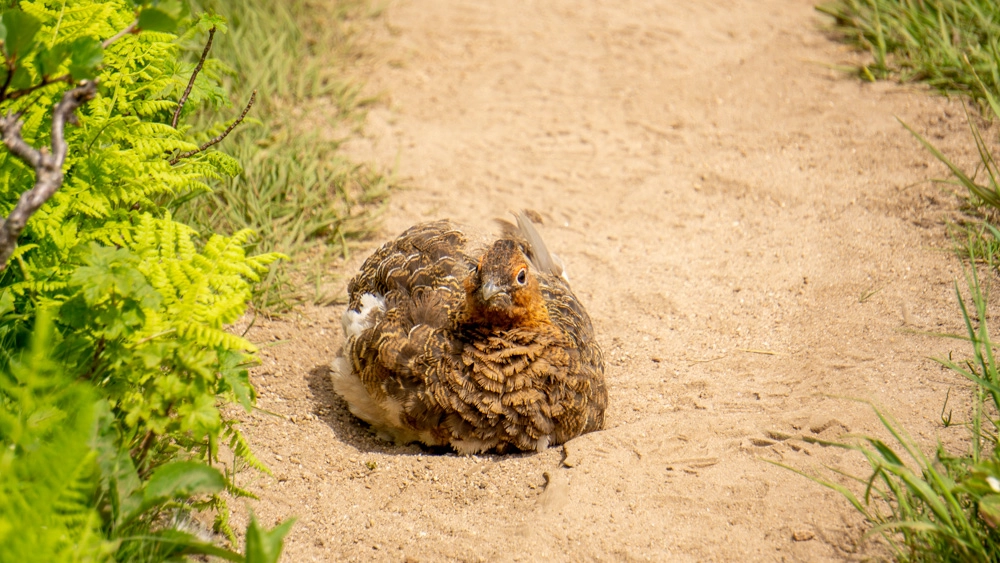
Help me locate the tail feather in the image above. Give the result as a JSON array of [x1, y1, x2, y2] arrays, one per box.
[[515, 211, 560, 276], [496, 210, 565, 279]]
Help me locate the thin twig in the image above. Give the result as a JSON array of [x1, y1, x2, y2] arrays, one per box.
[[737, 348, 785, 356], [132, 429, 157, 470], [134, 400, 172, 475], [0, 81, 98, 270], [0, 116, 41, 168], [172, 26, 216, 129], [81, 337, 106, 381], [4, 73, 73, 101], [169, 89, 256, 165], [0, 62, 14, 102], [102, 18, 139, 49], [685, 353, 727, 367], [134, 328, 177, 345]]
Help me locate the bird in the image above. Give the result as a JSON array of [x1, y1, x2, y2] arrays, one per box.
[[330, 212, 607, 454]]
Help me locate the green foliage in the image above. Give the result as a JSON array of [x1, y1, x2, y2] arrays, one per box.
[[139, 461, 225, 515], [137, 1, 189, 33], [817, 0, 1000, 108], [178, 0, 392, 309], [3, 10, 43, 61], [775, 258, 1000, 561], [787, 2, 1000, 560], [0, 311, 114, 563], [0, 0, 277, 476], [0, 0, 293, 560], [244, 512, 296, 563]]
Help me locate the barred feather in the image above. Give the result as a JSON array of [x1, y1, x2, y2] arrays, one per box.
[[333, 218, 607, 454]]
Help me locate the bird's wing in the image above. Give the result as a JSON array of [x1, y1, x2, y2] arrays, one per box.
[[344, 220, 474, 438], [347, 220, 472, 313]]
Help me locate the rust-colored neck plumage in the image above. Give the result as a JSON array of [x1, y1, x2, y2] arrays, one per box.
[[463, 239, 551, 329]]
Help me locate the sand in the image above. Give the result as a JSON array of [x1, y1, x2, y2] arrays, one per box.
[[227, 0, 989, 560]]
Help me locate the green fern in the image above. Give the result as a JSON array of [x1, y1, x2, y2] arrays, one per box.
[[0, 1, 292, 560], [0, 310, 114, 562], [223, 419, 271, 476], [210, 494, 238, 546]]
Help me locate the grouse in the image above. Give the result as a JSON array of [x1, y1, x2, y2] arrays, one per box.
[[331, 213, 607, 454]]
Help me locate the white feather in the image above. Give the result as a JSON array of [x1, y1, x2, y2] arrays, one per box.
[[340, 292, 385, 339]]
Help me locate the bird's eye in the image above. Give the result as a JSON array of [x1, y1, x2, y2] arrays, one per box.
[[516, 268, 527, 285]]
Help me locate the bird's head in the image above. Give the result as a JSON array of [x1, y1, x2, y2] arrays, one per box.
[[464, 239, 550, 327]]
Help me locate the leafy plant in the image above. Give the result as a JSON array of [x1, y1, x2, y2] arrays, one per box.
[[0, 0, 293, 560], [0, 311, 293, 563], [0, 310, 113, 562]]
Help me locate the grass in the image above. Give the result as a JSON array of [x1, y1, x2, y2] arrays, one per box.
[[795, 2, 1000, 560], [176, 0, 393, 310], [817, 0, 1000, 223], [817, 0, 1000, 109], [773, 257, 1000, 561]]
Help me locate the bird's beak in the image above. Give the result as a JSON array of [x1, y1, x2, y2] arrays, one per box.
[[480, 280, 504, 302]]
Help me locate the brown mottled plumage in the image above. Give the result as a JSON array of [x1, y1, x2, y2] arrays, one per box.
[[330, 214, 606, 454]]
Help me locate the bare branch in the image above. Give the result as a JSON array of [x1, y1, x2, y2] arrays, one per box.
[[0, 81, 98, 270], [0, 117, 42, 168], [170, 89, 255, 165], [102, 18, 139, 49], [171, 26, 216, 129], [0, 62, 14, 102], [3, 73, 74, 102]]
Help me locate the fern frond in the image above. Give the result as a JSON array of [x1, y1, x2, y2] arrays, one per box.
[[1, 5, 282, 557], [7, 244, 38, 263], [50, 450, 100, 531], [210, 495, 238, 546], [177, 322, 255, 352], [227, 480, 259, 500], [23, 280, 69, 293], [224, 420, 271, 476]]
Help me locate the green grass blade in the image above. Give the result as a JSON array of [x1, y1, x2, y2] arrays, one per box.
[[898, 118, 1000, 209]]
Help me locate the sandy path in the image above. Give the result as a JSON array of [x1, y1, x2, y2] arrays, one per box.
[[229, 0, 983, 560]]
